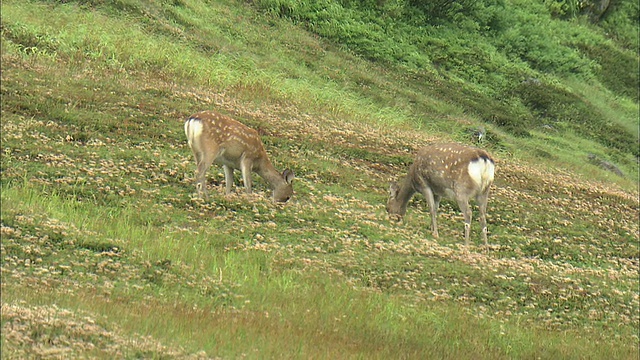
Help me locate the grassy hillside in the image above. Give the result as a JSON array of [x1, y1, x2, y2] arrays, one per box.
[[1, 0, 638, 358]]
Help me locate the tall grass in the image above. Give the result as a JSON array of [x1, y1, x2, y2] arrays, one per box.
[[3, 182, 636, 358]]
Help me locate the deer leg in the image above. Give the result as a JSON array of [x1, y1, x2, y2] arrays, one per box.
[[433, 195, 441, 213], [477, 191, 490, 246], [195, 150, 216, 201], [223, 165, 234, 195], [432, 194, 442, 238], [191, 151, 204, 198], [240, 158, 253, 194], [420, 187, 439, 239], [457, 197, 472, 246]]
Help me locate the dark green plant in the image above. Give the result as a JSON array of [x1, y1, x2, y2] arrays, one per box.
[[599, 0, 640, 51], [515, 80, 639, 156]]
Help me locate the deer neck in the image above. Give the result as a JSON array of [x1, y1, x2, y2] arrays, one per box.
[[255, 158, 285, 189], [396, 171, 418, 211]]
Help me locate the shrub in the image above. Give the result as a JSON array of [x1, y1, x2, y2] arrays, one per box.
[[579, 43, 640, 102], [515, 80, 639, 156], [599, 0, 640, 51]]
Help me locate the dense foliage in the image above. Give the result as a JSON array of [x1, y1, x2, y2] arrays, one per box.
[[253, 0, 639, 155]]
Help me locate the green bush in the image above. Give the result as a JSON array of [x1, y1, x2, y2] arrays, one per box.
[[600, 0, 640, 51], [579, 42, 640, 102], [515, 80, 639, 156], [252, 0, 637, 153]]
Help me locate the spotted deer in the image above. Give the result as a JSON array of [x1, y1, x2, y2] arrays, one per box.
[[387, 143, 495, 246], [184, 110, 294, 203]]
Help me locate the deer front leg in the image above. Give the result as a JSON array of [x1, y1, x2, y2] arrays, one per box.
[[223, 165, 234, 195], [421, 187, 440, 239], [432, 194, 441, 238], [240, 158, 253, 194]]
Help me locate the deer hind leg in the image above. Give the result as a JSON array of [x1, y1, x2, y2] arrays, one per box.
[[477, 190, 490, 246], [457, 196, 472, 246], [191, 152, 203, 197], [195, 150, 216, 201]]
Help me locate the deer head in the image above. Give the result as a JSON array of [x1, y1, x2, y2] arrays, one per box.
[[387, 143, 495, 246], [184, 111, 294, 203]]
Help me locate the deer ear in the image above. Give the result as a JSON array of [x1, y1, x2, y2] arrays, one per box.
[[283, 169, 295, 184], [389, 182, 400, 198]]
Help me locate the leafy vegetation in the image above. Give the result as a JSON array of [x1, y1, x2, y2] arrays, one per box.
[[255, 0, 639, 147], [1, 0, 638, 358]]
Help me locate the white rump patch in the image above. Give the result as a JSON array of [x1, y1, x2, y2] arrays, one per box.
[[184, 118, 203, 149], [468, 158, 495, 190]]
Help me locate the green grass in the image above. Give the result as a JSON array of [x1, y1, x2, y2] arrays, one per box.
[[2, 184, 637, 359], [2, 0, 639, 358]]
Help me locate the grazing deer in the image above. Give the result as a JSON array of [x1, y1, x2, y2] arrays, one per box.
[[387, 143, 495, 246], [184, 110, 294, 203]]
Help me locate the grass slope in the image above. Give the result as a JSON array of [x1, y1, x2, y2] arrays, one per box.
[[1, 0, 638, 358]]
